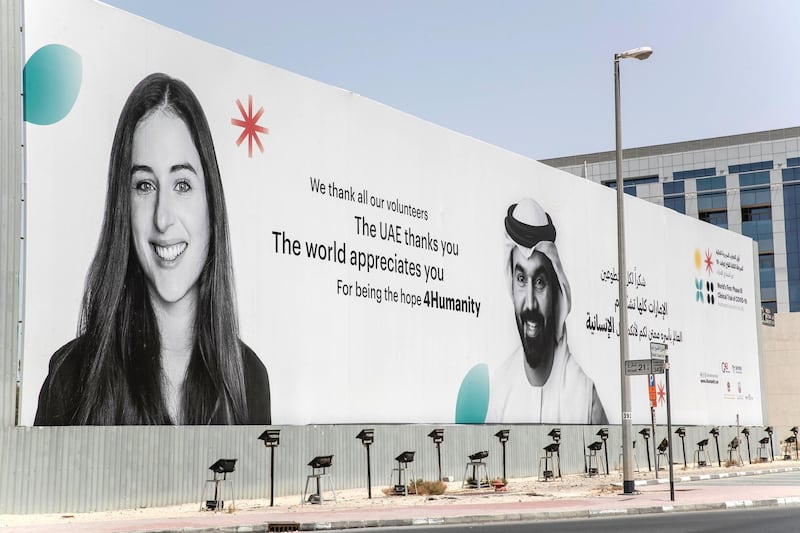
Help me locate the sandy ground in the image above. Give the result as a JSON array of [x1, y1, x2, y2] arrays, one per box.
[[2, 458, 798, 528]]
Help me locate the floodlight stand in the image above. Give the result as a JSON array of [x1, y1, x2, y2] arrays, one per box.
[[744, 432, 752, 464], [769, 433, 775, 462], [556, 446, 562, 478], [794, 433, 797, 461], [679, 434, 687, 468], [713, 433, 721, 467]]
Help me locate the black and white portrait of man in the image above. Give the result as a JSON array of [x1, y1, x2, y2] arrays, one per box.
[[486, 198, 607, 424]]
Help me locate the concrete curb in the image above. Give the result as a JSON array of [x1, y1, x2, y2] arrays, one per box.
[[628, 465, 800, 487], [291, 496, 800, 530], [146, 493, 800, 532]]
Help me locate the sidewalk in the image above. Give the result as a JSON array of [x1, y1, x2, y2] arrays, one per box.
[[3, 461, 800, 532]]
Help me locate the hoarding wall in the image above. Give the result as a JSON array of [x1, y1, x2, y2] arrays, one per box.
[[19, 0, 763, 429]]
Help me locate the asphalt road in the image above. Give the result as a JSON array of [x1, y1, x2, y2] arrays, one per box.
[[365, 506, 800, 532]]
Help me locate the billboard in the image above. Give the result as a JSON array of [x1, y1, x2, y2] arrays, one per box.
[[19, 0, 763, 426]]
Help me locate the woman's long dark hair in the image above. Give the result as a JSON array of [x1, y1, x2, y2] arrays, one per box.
[[73, 73, 247, 424]]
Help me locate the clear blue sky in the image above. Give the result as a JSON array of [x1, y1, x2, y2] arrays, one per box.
[[102, 0, 800, 160]]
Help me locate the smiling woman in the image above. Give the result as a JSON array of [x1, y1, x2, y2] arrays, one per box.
[[34, 73, 271, 425]]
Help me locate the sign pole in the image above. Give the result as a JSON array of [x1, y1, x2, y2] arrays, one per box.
[[650, 405, 658, 479], [665, 352, 675, 501]]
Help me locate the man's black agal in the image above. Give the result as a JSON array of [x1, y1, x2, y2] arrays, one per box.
[[505, 204, 556, 248]]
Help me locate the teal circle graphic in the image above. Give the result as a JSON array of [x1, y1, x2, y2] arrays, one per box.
[[24, 44, 82, 125], [455, 363, 489, 424]]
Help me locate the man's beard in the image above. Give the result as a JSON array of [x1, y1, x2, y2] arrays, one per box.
[[516, 307, 554, 369]]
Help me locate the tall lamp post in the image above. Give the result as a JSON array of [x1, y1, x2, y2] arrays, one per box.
[[428, 429, 445, 481], [257, 429, 281, 507], [494, 429, 510, 480], [615, 45, 653, 495], [356, 429, 374, 499]]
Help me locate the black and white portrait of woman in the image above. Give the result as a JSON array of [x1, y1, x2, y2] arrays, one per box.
[[35, 73, 271, 425]]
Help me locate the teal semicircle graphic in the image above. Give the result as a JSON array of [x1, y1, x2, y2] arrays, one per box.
[[24, 44, 82, 125], [455, 363, 489, 423]]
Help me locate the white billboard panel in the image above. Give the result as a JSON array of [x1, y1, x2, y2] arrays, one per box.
[[19, 0, 763, 426]]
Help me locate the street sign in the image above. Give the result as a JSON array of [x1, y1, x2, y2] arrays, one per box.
[[625, 359, 652, 375], [648, 374, 657, 407], [625, 359, 665, 375], [650, 342, 668, 360]]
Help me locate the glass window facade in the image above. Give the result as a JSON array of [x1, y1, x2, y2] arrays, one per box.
[[783, 167, 800, 182], [697, 191, 727, 211], [699, 209, 728, 228], [738, 171, 770, 187], [740, 184, 775, 309], [783, 182, 800, 311], [740, 187, 771, 206], [729, 160, 773, 173], [787, 157, 800, 168], [662, 181, 685, 213], [663, 195, 685, 214], [696, 176, 727, 191], [604, 175, 658, 188], [673, 167, 716, 180]]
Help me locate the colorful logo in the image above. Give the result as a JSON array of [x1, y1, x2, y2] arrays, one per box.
[[231, 95, 269, 158], [695, 278, 715, 304], [657, 381, 666, 406], [694, 248, 715, 304]]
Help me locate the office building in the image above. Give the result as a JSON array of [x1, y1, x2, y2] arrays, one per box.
[[542, 126, 800, 315]]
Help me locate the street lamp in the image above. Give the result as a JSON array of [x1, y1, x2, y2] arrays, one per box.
[[428, 429, 445, 481], [675, 427, 687, 468], [597, 428, 610, 476], [615, 45, 653, 495], [765, 426, 775, 462], [709, 427, 721, 467], [741, 427, 752, 464], [494, 429, 510, 480], [257, 429, 280, 507], [356, 429, 374, 499]]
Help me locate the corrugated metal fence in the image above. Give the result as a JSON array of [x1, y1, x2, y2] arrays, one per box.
[[0, 423, 778, 513]]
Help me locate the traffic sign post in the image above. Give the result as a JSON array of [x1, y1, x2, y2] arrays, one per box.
[[665, 351, 675, 502], [650, 341, 673, 495]]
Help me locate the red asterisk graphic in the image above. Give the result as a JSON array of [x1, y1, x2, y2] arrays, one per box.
[[657, 382, 666, 406], [704, 249, 713, 274], [231, 95, 269, 158]]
